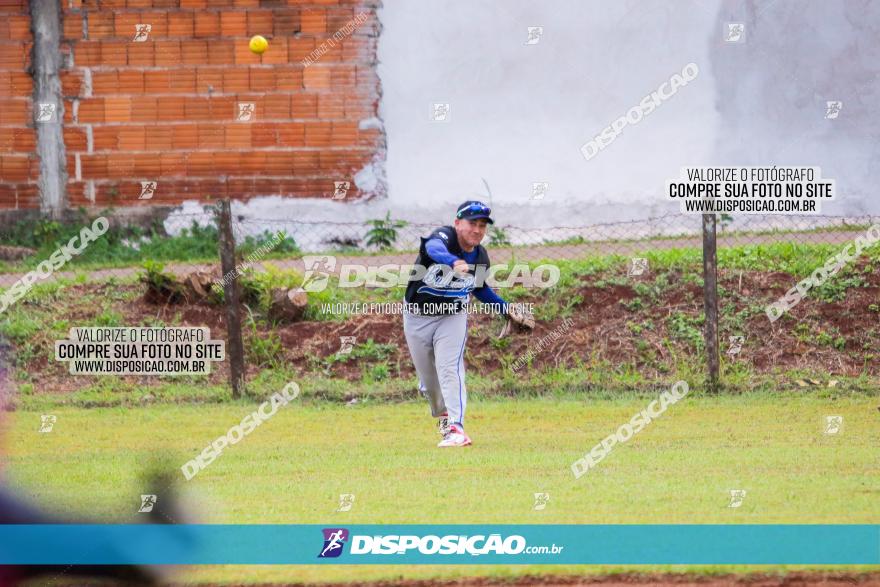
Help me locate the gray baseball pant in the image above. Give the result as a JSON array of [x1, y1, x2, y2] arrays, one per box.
[[402, 309, 469, 427]]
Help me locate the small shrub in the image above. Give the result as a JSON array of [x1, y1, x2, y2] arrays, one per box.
[[489, 226, 511, 247], [365, 212, 407, 250], [139, 260, 186, 304], [245, 321, 284, 368]]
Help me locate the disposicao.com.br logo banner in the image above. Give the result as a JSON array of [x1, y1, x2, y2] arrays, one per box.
[[0, 525, 877, 565], [317, 527, 562, 559]]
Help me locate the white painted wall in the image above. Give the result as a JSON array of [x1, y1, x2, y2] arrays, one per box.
[[709, 0, 880, 215], [169, 0, 880, 246], [378, 0, 720, 227]]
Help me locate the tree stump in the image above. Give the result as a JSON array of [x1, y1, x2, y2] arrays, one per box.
[[268, 288, 308, 322]]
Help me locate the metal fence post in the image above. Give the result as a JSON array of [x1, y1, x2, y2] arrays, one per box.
[[217, 200, 245, 399], [701, 213, 720, 392]]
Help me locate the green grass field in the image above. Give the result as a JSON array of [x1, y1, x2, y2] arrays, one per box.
[[4, 392, 878, 584]]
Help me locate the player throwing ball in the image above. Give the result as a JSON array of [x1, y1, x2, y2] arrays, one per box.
[[403, 201, 534, 448]]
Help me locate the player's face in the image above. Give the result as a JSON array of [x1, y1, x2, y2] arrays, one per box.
[[455, 218, 488, 249]]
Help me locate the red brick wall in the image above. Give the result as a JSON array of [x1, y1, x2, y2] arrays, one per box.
[[0, 0, 383, 210], [0, 0, 37, 209]]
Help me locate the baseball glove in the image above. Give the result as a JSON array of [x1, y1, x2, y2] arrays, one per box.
[[497, 305, 535, 338]]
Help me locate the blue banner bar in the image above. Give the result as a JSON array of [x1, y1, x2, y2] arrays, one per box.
[[0, 525, 876, 565]]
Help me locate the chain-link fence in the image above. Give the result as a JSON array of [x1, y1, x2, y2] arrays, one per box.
[[2, 210, 876, 285], [232, 212, 880, 266], [1, 208, 877, 390]]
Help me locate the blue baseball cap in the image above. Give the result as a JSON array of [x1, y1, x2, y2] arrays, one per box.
[[456, 200, 494, 224]]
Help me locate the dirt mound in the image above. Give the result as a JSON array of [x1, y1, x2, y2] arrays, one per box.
[[11, 260, 880, 395]]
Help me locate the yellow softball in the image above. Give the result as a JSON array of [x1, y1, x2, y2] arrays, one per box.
[[249, 35, 268, 55]]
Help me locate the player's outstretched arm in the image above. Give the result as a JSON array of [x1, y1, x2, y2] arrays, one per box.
[[425, 237, 459, 266], [472, 283, 508, 315]]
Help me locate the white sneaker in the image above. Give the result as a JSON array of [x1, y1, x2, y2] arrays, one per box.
[[438, 424, 472, 447]]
